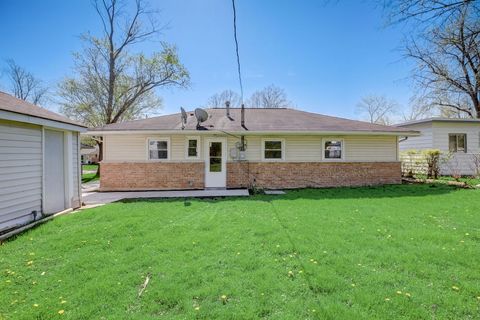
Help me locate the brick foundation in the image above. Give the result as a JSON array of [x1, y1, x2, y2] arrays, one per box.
[[99, 161, 401, 191], [227, 162, 401, 189], [100, 162, 204, 191]]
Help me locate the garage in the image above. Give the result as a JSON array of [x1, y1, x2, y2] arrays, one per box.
[[0, 91, 86, 233]]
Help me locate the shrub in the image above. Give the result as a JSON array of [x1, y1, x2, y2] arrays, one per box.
[[422, 149, 442, 179]]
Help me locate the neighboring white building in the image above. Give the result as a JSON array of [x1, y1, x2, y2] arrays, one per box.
[[0, 91, 87, 233], [397, 118, 480, 176], [81, 144, 99, 164]]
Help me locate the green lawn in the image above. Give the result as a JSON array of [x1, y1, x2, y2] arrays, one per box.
[[1, 184, 479, 319], [81, 164, 99, 183], [81, 164, 98, 172]]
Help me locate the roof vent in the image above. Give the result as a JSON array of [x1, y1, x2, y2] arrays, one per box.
[[225, 101, 230, 117], [180, 107, 187, 130], [241, 103, 245, 128]]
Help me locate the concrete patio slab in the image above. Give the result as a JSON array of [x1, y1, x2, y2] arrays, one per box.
[[82, 189, 250, 205]]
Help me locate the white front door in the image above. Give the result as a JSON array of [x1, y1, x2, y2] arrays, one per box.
[[205, 138, 227, 188]]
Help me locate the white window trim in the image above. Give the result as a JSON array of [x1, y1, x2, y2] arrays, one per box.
[[322, 138, 345, 161], [261, 138, 285, 161], [185, 136, 200, 159], [146, 137, 170, 161]]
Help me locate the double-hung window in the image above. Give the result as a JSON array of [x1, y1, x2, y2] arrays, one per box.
[[449, 134, 467, 153], [263, 139, 284, 160], [148, 138, 169, 160], [186, 137, 199, 159], [323, 139, 344, 160]]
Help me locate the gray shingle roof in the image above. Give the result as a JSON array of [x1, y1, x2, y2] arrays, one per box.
[[89, 108, 415, 134], [0, 91, 86, 127]]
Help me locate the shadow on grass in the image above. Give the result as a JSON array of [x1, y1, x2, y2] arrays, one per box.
[[82, 173, 99, 184], [116, 183, 463, 205]]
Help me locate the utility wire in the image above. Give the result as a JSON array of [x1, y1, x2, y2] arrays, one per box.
[[232, 0, 244, 103]]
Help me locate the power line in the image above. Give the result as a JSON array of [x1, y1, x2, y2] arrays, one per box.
[[232, 0, 244, 103]]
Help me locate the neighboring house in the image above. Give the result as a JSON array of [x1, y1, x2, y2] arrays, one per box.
[[87, 107, 418, 191], [0, 91, 87, 233], [397, 118, 480, 176], [81, 144, 99, 164]]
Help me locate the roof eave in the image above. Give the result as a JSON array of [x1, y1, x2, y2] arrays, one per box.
[[84, 129, 419, 136], [0, 109, 87, 132]]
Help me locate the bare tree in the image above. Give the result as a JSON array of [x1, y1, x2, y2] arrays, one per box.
[[382, 0, 478, 25], [382, 1, 480, 118], [247, 85, 292, 108], [4, 59, 48, 105], [401, 94, 435, 121], [356, 95, 399, 124], [206, 89, 241, 108], [58, 0, 189, 159], [404, 5, 480, 118]]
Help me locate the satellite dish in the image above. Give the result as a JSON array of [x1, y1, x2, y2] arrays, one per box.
[[194, 108, 208, 129], [180, 107, 187, 129]]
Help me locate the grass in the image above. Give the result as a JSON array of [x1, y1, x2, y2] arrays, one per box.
[[1, 184, 479, 319], [81, 164, 98, 172], [81, 164, 99, 183], [414, 174, 480, 187]]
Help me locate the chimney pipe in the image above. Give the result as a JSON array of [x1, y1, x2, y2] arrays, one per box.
[[241, 103, 245, 127], [225, 101, 230, 117]]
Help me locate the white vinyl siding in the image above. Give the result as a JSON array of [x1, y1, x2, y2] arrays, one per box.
[[433, 122, 480, 175], [399, 121, 480, 175], [72, 132, 80, 207], [0, 120, 42, 231], [398, 122, 434, 151]]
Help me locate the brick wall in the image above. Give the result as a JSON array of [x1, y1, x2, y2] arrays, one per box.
[[227, 162, 401, 189], [100, 161, 401, 191], [100, 162, 204, 191]]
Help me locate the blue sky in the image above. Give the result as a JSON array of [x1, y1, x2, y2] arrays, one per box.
[[0, 0, 415, 119]]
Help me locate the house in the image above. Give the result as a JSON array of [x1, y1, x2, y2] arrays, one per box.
[[81, 143, 99, 164], [87, 107, 418, 191], [397, 118, 480, 176], [0, 91, 87, 233]]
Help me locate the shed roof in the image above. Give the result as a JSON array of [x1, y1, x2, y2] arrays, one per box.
[[0, 91, 86, 128], [89, 108, 416, 135]]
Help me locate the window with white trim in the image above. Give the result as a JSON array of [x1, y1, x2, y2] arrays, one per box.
[[186, 138, 199, 158], [148, 139, 169, 160], [263, 140, 283, 160], [323, 139, 343, 160], [449, 133, 467, 153]]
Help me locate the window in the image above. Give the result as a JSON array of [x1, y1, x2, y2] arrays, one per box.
[[186, 137, 199, 159], [263, 139, 283, 160], [148, 138, 169, 160], [323, 139, 343, 160], [449, 134, 467, 153], [209, 142, 222, 172]]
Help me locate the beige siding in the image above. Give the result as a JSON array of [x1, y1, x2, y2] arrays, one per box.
[[105, 133, 398, 163], [399, 122, 433, 151], [104, 134, 203, 162], [0, 120, 42, 231], [344, 136, 398, 161]]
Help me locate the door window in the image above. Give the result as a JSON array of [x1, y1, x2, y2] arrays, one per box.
[[209, 142, 222, 172]]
